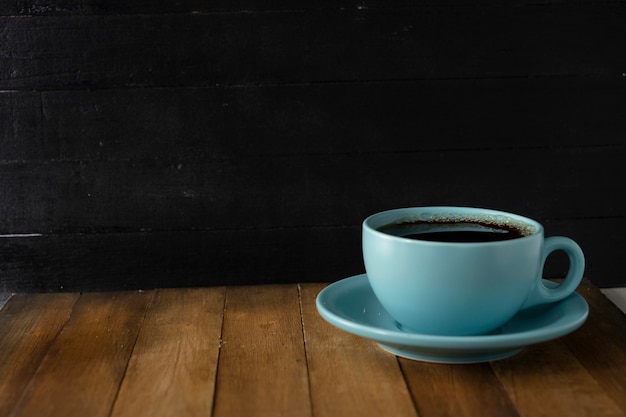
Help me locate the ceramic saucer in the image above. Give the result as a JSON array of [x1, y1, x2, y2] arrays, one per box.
[[316, 274, 588, 364]]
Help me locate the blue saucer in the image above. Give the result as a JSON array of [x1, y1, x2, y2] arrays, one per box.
[[316, 274, 588, 363]]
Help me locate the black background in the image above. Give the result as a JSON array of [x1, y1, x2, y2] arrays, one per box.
[[1, 0, 625, 292]]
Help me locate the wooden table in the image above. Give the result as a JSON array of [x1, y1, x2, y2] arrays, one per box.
[[1, 279, 625, 417]]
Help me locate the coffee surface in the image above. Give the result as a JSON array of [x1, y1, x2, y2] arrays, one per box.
[[377, 219, 528, 243]]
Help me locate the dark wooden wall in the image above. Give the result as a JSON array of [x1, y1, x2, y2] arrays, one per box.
[[1, 0, 625, 292]]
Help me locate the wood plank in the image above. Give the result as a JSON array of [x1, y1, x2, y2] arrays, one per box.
[[33, 79, 626, 163], [400, 360, 520, 417], [1, 5, 625, 90], [2, 145, 624, 234], [300, 283, 418, 417], [9, 291, 153, 417], [0, 293, 79, 417], [111, 287, 225, 417], [561, 280, 626, 413], [490, 340, 623, 417], [212, 285, 311, 417], [5, 0, 616, 16], [0, 227, 361, 292], [0, 217, 623, 292]]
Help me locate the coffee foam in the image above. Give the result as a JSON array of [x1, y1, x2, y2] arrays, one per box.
[[393, 211, 537, 237]]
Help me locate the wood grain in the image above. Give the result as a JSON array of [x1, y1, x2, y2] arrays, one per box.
[[110, 287, 225, 417], [491, 340, 623, 417], [1, 217, 623, 292], [562, 281, 626, 413], [1, 6, 624, 90], [5, 0, 619, 16], [400, 360, 520, 417], [0, 281, 625, 417], [0, 293, 79, 416], [3, 145, 623, 233], [0, 92, 50, 162], [212, 285, 311, 417], [4, 79, 623, 165], [9, 291, 153, 417], [0, 227, 362, 292], [300, 284, 418, 417]]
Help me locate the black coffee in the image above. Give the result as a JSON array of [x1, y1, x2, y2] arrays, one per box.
[[377, 219, 529, 243]]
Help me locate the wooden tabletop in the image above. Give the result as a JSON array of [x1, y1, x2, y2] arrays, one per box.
[[1, 279, 625, 417]]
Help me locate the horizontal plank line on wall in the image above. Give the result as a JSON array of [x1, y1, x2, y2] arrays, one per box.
[[0, 217, 623, 291], [0, 224, 360, 237], [2, 143, 625, 166], [4, 214, 624, 237], [2, 1, 624, 17], [0, 73, 596, 94]]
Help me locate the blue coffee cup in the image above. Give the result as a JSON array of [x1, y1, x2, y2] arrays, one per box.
[[362, 207, 585, 336]]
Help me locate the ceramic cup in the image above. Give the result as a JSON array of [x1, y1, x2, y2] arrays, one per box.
[[362, 206, 585, 336]]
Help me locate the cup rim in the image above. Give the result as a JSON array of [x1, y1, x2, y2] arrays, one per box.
[[363, 206, 543, 246]]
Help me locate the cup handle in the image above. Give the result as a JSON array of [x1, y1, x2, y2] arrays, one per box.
[[521, 236, 585, 309]]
